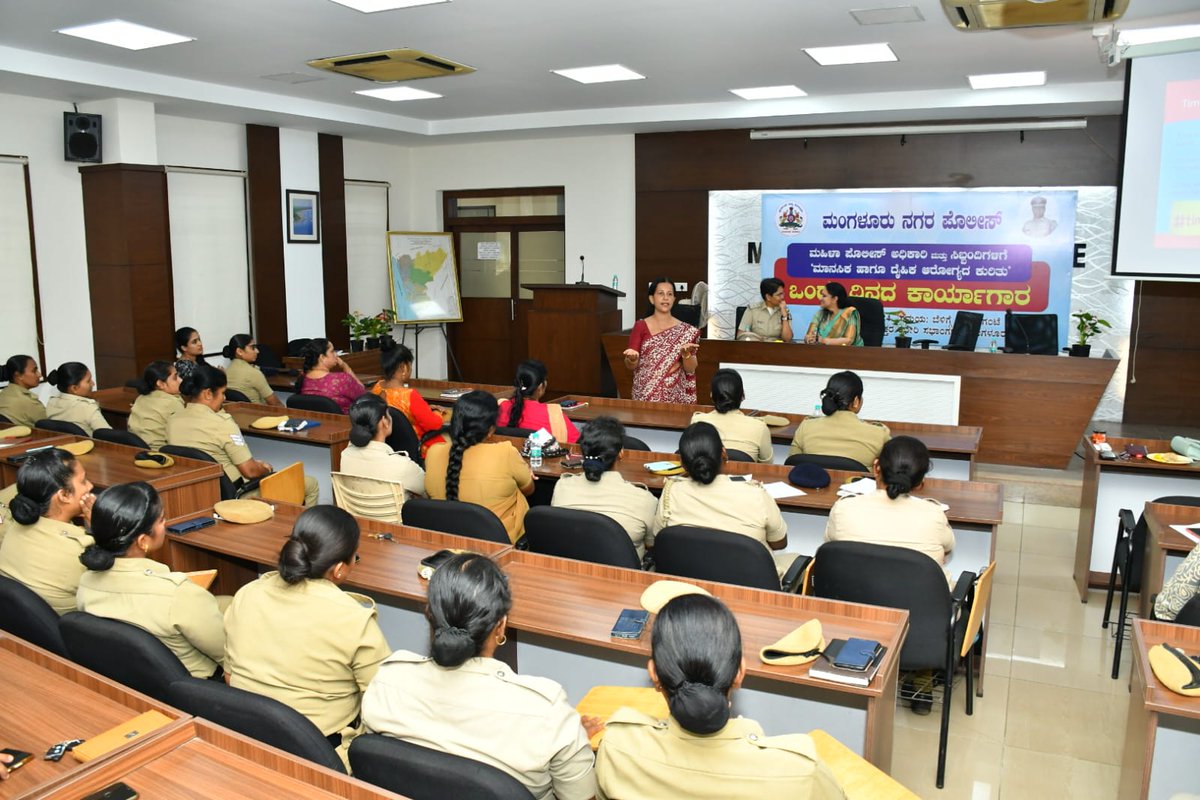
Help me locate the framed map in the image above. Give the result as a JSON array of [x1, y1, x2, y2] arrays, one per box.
[[386, 231, 463, 324]]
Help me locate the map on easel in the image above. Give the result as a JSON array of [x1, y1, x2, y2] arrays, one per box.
[[387, 231, 464, 324]]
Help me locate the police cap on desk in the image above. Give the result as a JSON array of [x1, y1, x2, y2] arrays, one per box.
[[640, 579, 712, 614], [57, 440, 94, 456], [0, 425, 32, 439], [1149, 643, 1200, 697], [787, 463, 831, 489], [213, 499, 274, 524], [250, 415, 289, 430]]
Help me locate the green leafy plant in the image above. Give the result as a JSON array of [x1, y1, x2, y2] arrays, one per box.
[[341, 311, 369, 340], [886, 309, 914, 337], [1072, 311, 1111, 346], [363, 309, 397, 338]]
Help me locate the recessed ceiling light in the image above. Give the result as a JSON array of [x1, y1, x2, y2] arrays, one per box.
[[730, 85, 808, 100], [327, 0, 449, 11], [551, 64, 645, 84], [356, 85, 442, 101], [803, 42, 897, 66], [56, 19, 194, 50], [968, 70, 1046, 90]]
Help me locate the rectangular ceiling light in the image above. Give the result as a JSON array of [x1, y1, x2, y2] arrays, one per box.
[[551, 64, 645, 84], [803, 42, 896, 66], [968, 70, 1046, 90], [56, 19, 194, 50], [730, 85, 808, 100], [356, 85, 442, 101], [327, 0, 449, 11]]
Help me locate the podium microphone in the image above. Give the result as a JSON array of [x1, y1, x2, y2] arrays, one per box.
[[576, 255, 588, 285]]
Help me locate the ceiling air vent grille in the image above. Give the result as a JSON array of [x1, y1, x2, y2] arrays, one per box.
[[941, 0, 1130, 31], [307, 48, 474, 82]]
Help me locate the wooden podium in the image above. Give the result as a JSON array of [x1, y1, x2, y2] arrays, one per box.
[[522, 283, 624, 396]]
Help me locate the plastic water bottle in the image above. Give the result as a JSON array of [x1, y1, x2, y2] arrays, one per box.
[[813, 403, 822, 418], [611, 274, 618, 290], [530, 444, 543, 469], [989, 339, 997, 354]]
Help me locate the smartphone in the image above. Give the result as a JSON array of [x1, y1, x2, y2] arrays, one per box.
[[559, 400, 580, 408], [166, 516, 216, 535], [81, 782, 139, 800], [418, 549, 457, 580], [610, 608, 650, 640], [0, 748, 32, 772], [561, 455, 583, 468], [832, 638, 882, 671]]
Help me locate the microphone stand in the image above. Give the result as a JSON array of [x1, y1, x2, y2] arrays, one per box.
[[575, 255, 588, 285]]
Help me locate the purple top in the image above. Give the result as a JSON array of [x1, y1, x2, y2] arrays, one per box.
[[299, 372, 365, 414]]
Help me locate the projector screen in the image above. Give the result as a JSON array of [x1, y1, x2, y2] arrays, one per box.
[[1113, 49, 1200, 279]]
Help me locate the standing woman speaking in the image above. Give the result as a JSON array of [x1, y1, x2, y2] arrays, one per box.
[[623, 277, 700, 403]]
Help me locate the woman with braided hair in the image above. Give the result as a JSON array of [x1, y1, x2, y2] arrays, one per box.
[[424, 390, 535, 543], [497, 359, 580, 443]]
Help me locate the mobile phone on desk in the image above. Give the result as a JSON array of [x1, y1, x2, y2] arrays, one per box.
[[0, 748, 32, 772], [610, 609, 650, 640], [81, 782, 139, 800], [561, 455, 583, 468], [418, 549, 457, 580], [167, 516, 216, 535]]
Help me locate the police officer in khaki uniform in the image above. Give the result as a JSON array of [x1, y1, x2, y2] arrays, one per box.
[[736, 278, 794, 342], [0, 355, 47, 427], [340, 394, 426, 498], [224, 507, 390, 766], [596, 594, 845, 800], [788, 371, 888, 469], [128, 361, 185, 449], [223, 335, 284, 407], [167, 364, 319, 505], [690, 369, 774, 463], [0, 448, 96, 615], [76, 482, 226, 678], [0, 483, 17, 546], [44, 362, 110, 436], [362, 554, 597, 800]]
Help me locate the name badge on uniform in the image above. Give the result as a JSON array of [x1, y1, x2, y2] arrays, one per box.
[[230, 433, 245, 446]]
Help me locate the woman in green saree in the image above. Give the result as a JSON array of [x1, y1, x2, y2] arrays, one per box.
[[804, 282, 863, 347]]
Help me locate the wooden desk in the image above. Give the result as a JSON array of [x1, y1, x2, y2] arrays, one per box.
[[602, 333, 1117, 469], [1141, 502, 1200, 620], [38, 718, 406, 800], [496, 549, 906, 770], [0, 426, 75, 467], [283, 347, 384, 375], [1074, 437, 1200, 601], [1119, 620, 1200, 800], [0, 437, 221, 519], [556, 395, 982, 480], [0, 634, 189, 799]]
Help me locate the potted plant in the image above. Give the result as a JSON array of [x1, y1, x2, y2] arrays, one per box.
[[363, 309, 397, 350], [887, 310, 914, 348], [1070, 311, 1110, 357], [341, 311, 369, 352]]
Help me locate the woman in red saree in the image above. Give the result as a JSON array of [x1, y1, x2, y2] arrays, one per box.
[[623, 278, 701, 403]]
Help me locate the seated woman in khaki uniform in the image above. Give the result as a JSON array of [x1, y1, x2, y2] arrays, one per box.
[[690, 369, 774, 463], [824, 436, 955, 564], [77, 482, 226, 679], [0, 448, 96, 614], [224, 506, 391, 764], [787, 371, 889, 470], [362, 553, 598, 800], [44, 362, 111, 437], [340, 394, 426, 498], [0, 355, 47, 427], [425, 391, 534, 543], [596, 594, 845, 799], [551, 416, 657, 558], [128, 361, 184, 449], [222, 334, 283, 407], [650, 422, 795, 577], [166, 365, 319, 505]]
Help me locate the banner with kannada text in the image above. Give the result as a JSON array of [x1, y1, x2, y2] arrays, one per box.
[[760, 190, 1077, 347]]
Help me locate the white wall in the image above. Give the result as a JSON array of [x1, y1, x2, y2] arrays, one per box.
[[278, 129, 325, 340], [404, 133, 636, 378], [343, 138, 411, 328], [156, 115, 247, 170]]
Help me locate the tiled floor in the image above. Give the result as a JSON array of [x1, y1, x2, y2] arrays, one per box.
[[889, 499, 1132, 798]]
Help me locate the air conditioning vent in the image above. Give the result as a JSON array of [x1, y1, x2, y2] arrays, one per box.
[[941, 0, 1129, 31], [308, 48, 474, 82]]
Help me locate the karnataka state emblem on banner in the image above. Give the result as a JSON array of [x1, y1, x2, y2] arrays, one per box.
[[776, 202, 806, 235]]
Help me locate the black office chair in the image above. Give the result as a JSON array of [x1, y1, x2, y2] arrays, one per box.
[[914, 310, 983, 351], [0, 575, 69, 656], [94, 428, 150, 449], [402, 498, 511, 545], [223, 388, 252, 403], [254, 343, 285, 371], [287, 394, 343, 415], [287, 338, 313, 357], [1175, 596, 1200, 627], [349, 734, 533, 800], [810, 541, 990, 789], [159, 444, 261, 500], [734, 306, 748, 336], [524, 507, 641, 569], [671, 303, 701, 327], [495, 426, 537, 439], [846, 296, 884, 347], [653, 525, 808, 593], [1104, 496, 1200, 679], [622, 435, 650, 452], [1005, 312, 1059, 355], [60, 612, 190, 702], [385, 407, 425, 468], [35, 419, 88, 436], [784, 453, 870, 473], [725, 448, 755, 463], [0, 414, 11, 424], [166, 678, 345, 773]]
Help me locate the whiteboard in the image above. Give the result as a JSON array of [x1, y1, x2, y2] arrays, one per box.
[[725, 362, 960, 425]]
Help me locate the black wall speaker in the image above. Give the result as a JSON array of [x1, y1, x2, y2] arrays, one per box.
[[63, 112, 102, 163]]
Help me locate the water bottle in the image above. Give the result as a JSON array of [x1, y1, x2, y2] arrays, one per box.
[[530, 444, 543, 469], [989, 339, 997, 354], [813, 402, 822, 418], [611, 274, 618, 290]]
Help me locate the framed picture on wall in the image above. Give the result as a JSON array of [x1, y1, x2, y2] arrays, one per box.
[[286, 189, 320, 243]]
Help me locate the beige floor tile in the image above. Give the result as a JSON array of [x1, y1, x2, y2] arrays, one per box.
[[993, 547, 1021, 586], [998, 747, 1120, 800], [1003, 679, 1126, 764], [1016, 551, 1077, 593], [1013, 587, 1109, 638], [1008, 626, 1132, 695], [895, 675, 1010, 745], [1018, 524, 1079, 559], [990, 582, 1018, 627], [995, 521, 1023, 553], [1023, 503, 1080, 530], [1003, 500, 1024, 525], [890, 726, 1003, 798], [984, 622, 1014, 679]]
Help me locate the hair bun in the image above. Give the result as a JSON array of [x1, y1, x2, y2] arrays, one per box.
[[667, 680, 730, 735], [431, 625, 476, 666]]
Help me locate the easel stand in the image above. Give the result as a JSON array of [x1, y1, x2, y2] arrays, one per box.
[[399, 323, 462, 380]]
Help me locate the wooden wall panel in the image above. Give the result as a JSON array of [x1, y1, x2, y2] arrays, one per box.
[[246, 124, 286, 356], [318, 133, 349, 349], [1124, 280, 1200, 426]]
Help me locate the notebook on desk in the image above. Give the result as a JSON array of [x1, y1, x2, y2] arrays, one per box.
[[808, 639, 887, 688]]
